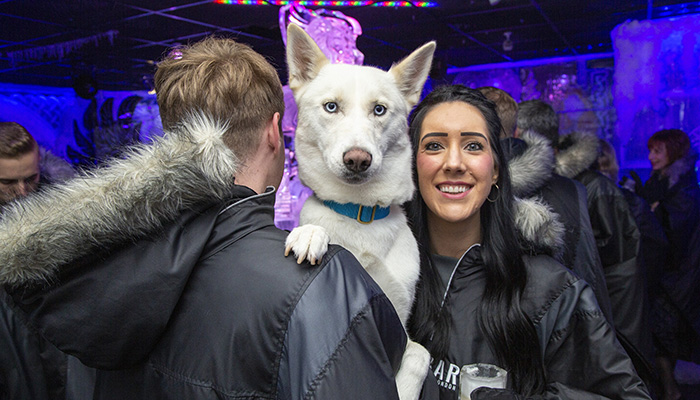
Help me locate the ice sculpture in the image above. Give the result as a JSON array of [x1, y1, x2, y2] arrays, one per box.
[[279, 4, 364, 65]]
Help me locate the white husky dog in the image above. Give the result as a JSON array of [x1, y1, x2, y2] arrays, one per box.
[[284, 24, 435, 399]]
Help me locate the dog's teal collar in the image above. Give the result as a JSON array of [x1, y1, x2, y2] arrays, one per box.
[[323, 200, 391, 224]]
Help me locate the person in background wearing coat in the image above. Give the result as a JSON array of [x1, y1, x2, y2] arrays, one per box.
[[493, 95, 614, 325], [596, 137, 669, 398], [0, 37, 407, 399], [550, 108, 653, 387], [639, 129, 700, 400], [406, 84, 650, 400], [0, 122, 75, 400]]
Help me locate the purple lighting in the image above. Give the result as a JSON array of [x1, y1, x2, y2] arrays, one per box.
[[612, 14, 700, 172]]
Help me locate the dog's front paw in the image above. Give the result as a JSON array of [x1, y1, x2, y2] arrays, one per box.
[[284, 224, 330, 265], [396, 341, 431, 400]]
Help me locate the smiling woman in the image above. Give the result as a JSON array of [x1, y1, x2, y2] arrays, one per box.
[[416, 101, 498, 254], [405, 85, 651, 400]]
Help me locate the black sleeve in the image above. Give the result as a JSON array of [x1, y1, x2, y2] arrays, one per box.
[[586, 186, 639, 269], [541, 281, 651, 400], [0, 288, 66, 400], [277, 246, 406, 399]]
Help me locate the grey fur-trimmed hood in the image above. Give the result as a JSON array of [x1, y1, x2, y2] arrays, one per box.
[[513, 196, 565, 260], [661, 149, 699, 188], [39, 147, 76, 183], [554, 131, 600, 179], [506, 130, 555, 198], [0, 114, 238, 286]]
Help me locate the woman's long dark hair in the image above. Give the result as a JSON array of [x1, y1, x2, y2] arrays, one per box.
[[405, 85, 546, 395]]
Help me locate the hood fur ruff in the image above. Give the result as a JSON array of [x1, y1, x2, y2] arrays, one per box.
[[554, 131, 600, 179], [0, 114, 238, 286], [513, 196, 566, 259], [662, 150, 698, 188], [39, 147, 76, 183], [508, 130, 555, 198]]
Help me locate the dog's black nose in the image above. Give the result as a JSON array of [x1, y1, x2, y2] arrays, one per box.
[[343, 148, 372, 173]]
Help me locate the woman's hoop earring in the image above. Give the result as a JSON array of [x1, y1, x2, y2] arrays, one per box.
[[487, 183, 500, 203]]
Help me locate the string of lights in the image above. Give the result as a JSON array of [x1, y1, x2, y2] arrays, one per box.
[[214, 0, 436, 7]]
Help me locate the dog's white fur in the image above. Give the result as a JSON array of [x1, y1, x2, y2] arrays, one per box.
[[284, 24, 435, 399]]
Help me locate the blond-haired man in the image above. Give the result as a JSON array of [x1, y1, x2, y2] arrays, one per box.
[[0, 37, 406, 399]]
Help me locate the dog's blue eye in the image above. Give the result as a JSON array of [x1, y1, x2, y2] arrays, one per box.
[[324, 102, 338, 113], [374, 104, 386, 116]]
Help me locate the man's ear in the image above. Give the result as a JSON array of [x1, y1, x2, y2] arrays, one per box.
[[266, 112, 282, 152], [513, 127, 521, 138]]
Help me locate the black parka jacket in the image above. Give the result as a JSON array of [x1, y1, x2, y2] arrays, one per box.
[[555, 131, 652, 381], [502, 131, 613, 323], [7, 187, 406, 399], [642, 151, 700, 355], [0, 288, 66, 400], [642, 151, 700, 268], [428, 246, 650, 400]]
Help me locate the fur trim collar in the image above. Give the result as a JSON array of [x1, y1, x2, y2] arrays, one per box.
[[507, 130, 555, 198], [0, 115, 238, 286], [39, 147, 76, 183], [554, 131, 600, 179], [662, 150, 698, 188], [514, 196, 565, 260]]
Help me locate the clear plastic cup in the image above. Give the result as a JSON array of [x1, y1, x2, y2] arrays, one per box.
[[459, 363, 508, 400]]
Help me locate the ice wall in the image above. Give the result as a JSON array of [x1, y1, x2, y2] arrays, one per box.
[[612, 15, 700, 173]]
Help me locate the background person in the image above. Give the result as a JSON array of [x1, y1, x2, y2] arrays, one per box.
[[641, 129, 700, 263], [0, 122, 41, 210], [639, 129, 700, 400], [476, 86, 517, 138], [552, 111, 652, 386], [0, 37, 407, 399], [0, 121, 76, 399], [596, 138, 668, 299], [0, 122, 75, 212], [406, 85, 649, 400], [493, 94, 614, 325], [596, 138, 669, 397]]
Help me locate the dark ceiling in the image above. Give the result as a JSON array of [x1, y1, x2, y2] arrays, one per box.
[[1, 0, 698, 91]]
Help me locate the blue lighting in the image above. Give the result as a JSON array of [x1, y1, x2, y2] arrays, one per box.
[[447, 52, 614, 74], [655, 1, 700, 18]]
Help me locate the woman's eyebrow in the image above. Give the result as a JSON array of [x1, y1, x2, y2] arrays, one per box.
[[420, 132, 447, 143], [461, 132, 487, 140]]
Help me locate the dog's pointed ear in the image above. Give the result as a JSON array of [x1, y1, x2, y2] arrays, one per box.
[[286, 24, 330, 93], [389, 41, 436, 108]]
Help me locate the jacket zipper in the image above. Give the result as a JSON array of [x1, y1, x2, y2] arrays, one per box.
[[430, 243, 481, 341], [439, 243, 481, 308]]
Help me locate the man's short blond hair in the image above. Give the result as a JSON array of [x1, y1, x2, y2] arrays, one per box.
[[477, 86, 518, 138], [0, 122, 38, 158], [155, 37, 285, 160]]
